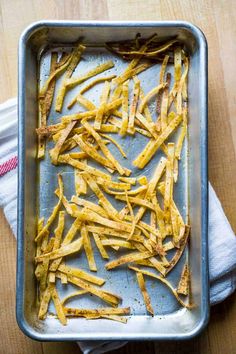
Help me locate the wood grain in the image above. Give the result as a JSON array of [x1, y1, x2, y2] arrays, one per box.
[[0, 1, 235, 353]]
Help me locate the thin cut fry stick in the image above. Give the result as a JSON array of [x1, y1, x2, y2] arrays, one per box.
[[117, 39, 178, 57], [76, 94, 96, 111], [49, 121, 77, 164], [61, 290, 88, 305], [82, 121, 130, 176], [105, 250, 156, 270], [35, 174, 63, 242], [92, 232, 109, 259], [139, 83, 166, 113], [64, 307, 130, 317], [81, 225, 97, 272], [136, 272, 154, 315], [74, 167, 87, 196], [177, 263, 190, 296], [164, 143, 175, 223], [94, 81, 111, 130], [135, 112, 158, 138], [36, 237, 83, 262], [38, 283, 54, 320], [39, 55, 72, 98], [133, 114, 182, 168], [58, 264, 104, 285], [129, 266, 192, 308], [55, 44, 85, 112], [129, 78, 140, 133], [73, 134, 114, 169], [120, 81, 129, 136], [159, 55, 169, 84], [82, 173, 120, 221], [72, 195, 109, 218], [58, 154, 112, 181], [57, 273, 121, 306], [67, 61, 114, 89], [100, 133, 127, 158], [38, 52, 58, 158], [51, 287, 67, 325]]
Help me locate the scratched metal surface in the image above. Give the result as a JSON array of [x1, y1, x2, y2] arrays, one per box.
[[17, 22, 208, 341]]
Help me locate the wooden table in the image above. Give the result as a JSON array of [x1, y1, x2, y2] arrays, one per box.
[[0, 1, 236, 353]]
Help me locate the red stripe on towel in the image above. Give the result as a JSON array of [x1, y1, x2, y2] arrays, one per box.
[[0, 156, 18, 177]]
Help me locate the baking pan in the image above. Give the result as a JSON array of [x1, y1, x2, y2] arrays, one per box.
[[17, 21, 208, 341]]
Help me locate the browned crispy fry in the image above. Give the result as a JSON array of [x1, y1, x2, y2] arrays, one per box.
[[35, 174, 63, 242], [164, 225, 190, 275], [129, 266, 192, 308], [38, 283, 54, 320], [133, 114, 182, 168], [51, 287, 67, 325], [57, 273, 121, 306], [129, 78, 140, 133], [105, 250, 156, 270], [58, 154, 112, 181], [82, 121, 131, 176], [177, 263, 190, 296], [49, 121, 77, 164], [81, 225, 97, 272], [136, 272, 154, 315], [64, 307, 130, 317], [58, 264, 104, 285]]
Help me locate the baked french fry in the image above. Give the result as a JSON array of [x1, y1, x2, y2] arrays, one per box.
[[49, 121, 77, 165], [58, 273, 121, 306], [133, 114, 182, 168], [136, 272, 154, 315], [94, 81, 110, 130], [81, 225, 97, 272], [129, 78, 140, 133], [35, 174, 63, 242], [51, 287, 67, 325], [120, 80, 129, 136], [82, 121, 131, 176], [64, 307, 130, 317], [177, 263, 190, 296], [139, 83, 166, 113], [38, 283, 54, 320], [129, 266, 192, 309], [58, 264, 104, 285], [55, 44, 86, 112]]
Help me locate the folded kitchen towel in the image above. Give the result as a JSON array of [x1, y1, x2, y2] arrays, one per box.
[[0, 98, 236, 354]]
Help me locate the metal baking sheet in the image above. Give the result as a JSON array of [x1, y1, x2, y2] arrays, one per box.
[[17, 21, 209, 341]]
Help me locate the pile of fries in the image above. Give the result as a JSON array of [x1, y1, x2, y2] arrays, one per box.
[[35, 34, 192, 325]]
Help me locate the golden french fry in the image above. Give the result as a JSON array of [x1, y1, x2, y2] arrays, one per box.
[[49, 121, 77, 165], [58, 264, 104, 285], [136, 272, 154, 315], [129, 266, 192, 309], [81, 225, 97, 272], [58, 272, 121, 306], [64, 307, 130, 317], [38, 283, 54, 320], [55, 44, 85, 112], [119, 80, 129, 136], [51, 287, 67, 325], [100, 134, 127, 158], [133, 114, 182, 168], [94, 81, 110, 130], [177, 264, 190, 296], [35, 174, 63, 242], [129, 78, 140, 133], [105, 250, 156, 270]]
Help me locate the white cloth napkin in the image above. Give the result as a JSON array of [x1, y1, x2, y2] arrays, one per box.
[[0, 98, 236, 354]]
